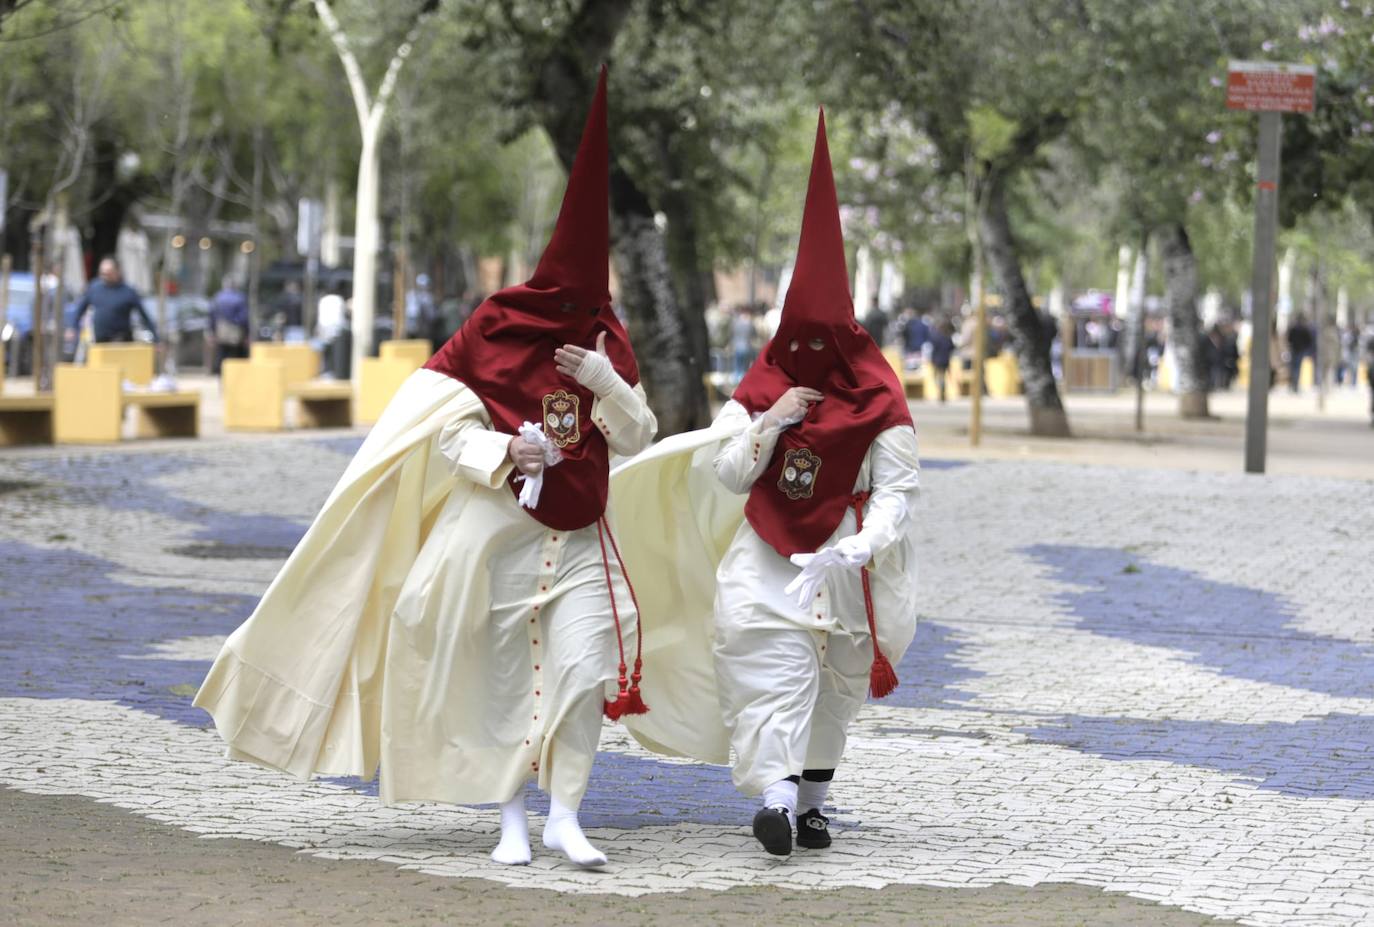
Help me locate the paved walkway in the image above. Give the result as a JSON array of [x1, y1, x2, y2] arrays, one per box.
[[1, 432, 1372, 925]]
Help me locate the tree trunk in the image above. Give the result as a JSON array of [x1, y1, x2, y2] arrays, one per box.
[[1160, 222, 1209, 418], [350, 128, 380, 374], [530, 0, 707, 436], [977, 168, 1070, 437], [658, 149, 713, 431], [609, 166, 707, 435]]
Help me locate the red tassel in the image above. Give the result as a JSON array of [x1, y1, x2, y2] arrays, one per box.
[[851, 492, 899, 701], [603, 694, 627, 721], [869, 648, 899, 700], [621, 687, 649, 716]]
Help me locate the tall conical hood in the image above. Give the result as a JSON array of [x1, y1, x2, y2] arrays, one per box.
[[423, 64, 640, 534], [732, 106, 912, 560], [526, 65, 610, 312], [782, 108, 852, 323]]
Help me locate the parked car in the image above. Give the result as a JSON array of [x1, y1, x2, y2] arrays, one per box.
[[0, 272, 36, 376], [162, 294, 211, 370], [0, 273, 85, 376]]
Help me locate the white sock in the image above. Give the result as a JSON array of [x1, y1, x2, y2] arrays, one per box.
[[542, 796, 607, 868], [490, 793, 531, 865], [797, 777, 830, 813], [761, 778, 798, 824]]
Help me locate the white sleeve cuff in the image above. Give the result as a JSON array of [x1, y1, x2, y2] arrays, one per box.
[[454, 429, 515, 488]]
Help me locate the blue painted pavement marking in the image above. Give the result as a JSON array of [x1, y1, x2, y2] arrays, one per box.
[[0, 541, 256, 727], [1022, 713, 1374, 799], [1019, 544, 1374, 798], [1025, 543, 1374, 698]]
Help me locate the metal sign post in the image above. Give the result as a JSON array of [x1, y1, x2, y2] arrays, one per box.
[[1227, 61, 1315, 474], [969, 274, 987, 446], [1244, 111, 1281, 474]]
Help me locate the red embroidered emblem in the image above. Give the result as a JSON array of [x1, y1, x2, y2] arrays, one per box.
[[778, 447, 821, 500], [542, 390, 581, 447]]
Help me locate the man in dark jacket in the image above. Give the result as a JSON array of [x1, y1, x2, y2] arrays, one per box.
[[208, 277, 251, 374], [68, 258, 157, 344], [1286, 313, 1314, 393]]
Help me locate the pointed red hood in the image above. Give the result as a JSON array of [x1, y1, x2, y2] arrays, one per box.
[[425, 66, 639, 532], [524, 64, 611, 315], [772, 108, 857, 386], [732, 108, 912, 557]]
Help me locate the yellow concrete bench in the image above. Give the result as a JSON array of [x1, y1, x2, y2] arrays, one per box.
[[224, 359, 353, 431], [380, 338, 432, 368], [125, 389, 200, 439], [355, 340, 431, 425], [250, 342, 320, 385], [357, 356, 418, 425], [985, 352, 1022, 397], [288, 379, 353, 428], [882, 347, 926, 400], [53, 364, 198, 444], [88, 342, 155, 386], [0, 393, 55, 446]]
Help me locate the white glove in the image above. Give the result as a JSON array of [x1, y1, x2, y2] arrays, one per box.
[[782, 535, 872, 608], [832, 534, 872, 568], [514, 421, 563, 509], [574, 350, 620, 396]]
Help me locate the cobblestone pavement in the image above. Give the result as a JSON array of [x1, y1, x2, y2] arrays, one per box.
[[1, 433, 1372, 925]]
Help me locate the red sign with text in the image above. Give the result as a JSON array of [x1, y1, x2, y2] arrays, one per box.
[[1226, 61, 1316, 113]]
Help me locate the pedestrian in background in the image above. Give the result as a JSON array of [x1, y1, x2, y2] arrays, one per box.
[[1220, 320, 1240, 390], [899, 307, 929, 370], [207, 277, 251, 375], [1338, 321, 1360, 387], [730, 305, 756, 380], [272, 280, 304, 342], [1364, 321, 1374, 426], [861, 296, 889, 348], [316, 282, 348, 377], [930, 316, 956, 403], [68, 257, 158, 345], [1286, 313, 1313, 392]]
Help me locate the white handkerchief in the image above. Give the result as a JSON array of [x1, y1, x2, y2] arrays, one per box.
[[514, 421, 563, 509]]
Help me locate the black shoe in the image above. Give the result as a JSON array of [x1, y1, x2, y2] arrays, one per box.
[[752, 806, 792, 856], [796, 808, 831, 849]]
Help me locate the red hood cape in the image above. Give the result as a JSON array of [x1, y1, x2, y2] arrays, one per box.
[[732, 109, 912, 556], [425, 66, 638, 531]]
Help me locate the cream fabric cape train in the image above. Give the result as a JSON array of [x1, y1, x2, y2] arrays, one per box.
[[607, 421, 919, 767], [195, 369, 509, 797]]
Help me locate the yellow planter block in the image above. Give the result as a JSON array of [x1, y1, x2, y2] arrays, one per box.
[[54, 363, 122, 443], [1360, 362, 1369, 386], [250, 343, 320, 385], [1299, 356, 1315, 388], [357, 357, 417, 425], [985, 353, 1022, 397], [379, 339, 432, 368], [223, 358, 287, 431], [88, 342, 155, 386]]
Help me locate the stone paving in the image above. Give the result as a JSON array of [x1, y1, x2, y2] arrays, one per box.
[[1, 434, 1373, 925]]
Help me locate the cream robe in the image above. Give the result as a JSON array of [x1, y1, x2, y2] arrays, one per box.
[[608, 402, 920, 794], [194, 367, 656, 808]]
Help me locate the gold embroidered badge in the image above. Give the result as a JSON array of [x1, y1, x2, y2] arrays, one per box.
[[542, 390, 582, 448], [778, 447, 822, 500]]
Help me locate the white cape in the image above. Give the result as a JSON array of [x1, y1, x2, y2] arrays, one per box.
[[608, 421, 919, 766]]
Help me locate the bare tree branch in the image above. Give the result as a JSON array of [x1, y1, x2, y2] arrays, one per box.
[[311, 0, 373, 125]]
